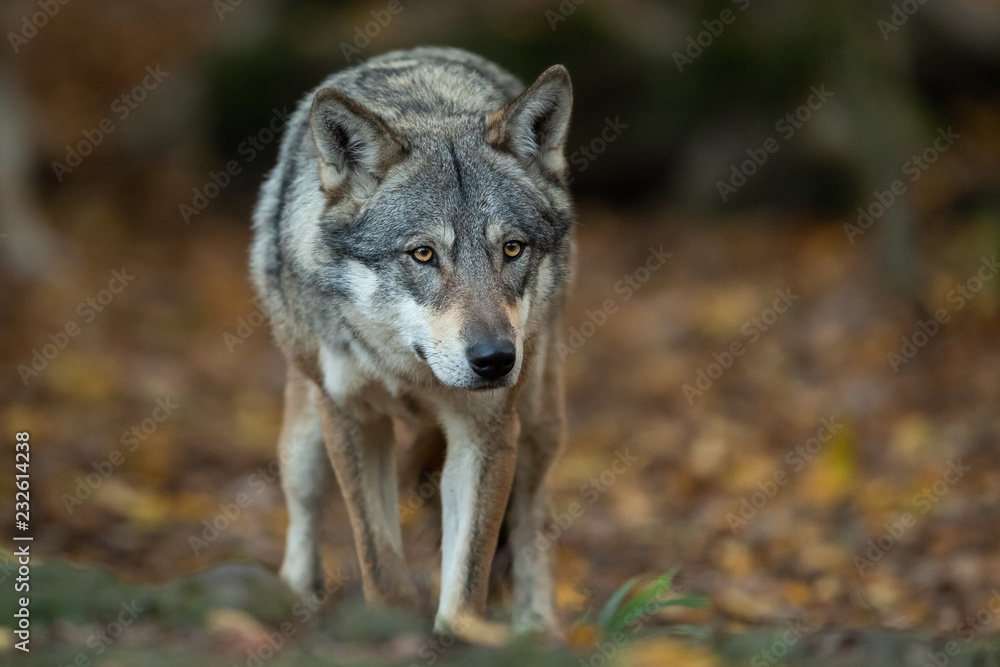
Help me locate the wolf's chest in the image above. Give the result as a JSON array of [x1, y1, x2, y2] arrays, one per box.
[[318, 344, 434, 426]]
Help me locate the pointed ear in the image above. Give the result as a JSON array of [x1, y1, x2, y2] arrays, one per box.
[[488, 65, 573, 179], [309, 88, 408, 193]]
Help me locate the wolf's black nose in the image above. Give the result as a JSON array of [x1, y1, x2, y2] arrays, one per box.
[[466, 338, 516, 380]]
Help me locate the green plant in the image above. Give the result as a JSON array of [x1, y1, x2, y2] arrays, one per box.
[[594, 568, 709, 637]]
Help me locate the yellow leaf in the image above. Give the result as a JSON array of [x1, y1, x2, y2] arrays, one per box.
[[799, 422, 856, 505], [619, 637, 719, 667], [206, 608, 267, 638], [566, 623, 598, 648]]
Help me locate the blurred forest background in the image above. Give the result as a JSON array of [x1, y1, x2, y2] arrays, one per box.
[[3, 0, 1000, 664]]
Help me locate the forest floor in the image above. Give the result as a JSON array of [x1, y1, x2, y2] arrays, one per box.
[[3, 197, 1000, 665]]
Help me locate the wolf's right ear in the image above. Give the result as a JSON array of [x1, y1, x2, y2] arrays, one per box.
[[488, 65, 573, 180], [310, 88, 408, 194]]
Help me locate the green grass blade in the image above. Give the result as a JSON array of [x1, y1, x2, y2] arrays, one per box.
[[604, 568, 677, 633], [596, 575, 640, 630], [656, 595, 710, 609]]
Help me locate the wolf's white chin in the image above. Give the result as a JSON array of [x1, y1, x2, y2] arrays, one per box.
[[425, 363, 519, 391]]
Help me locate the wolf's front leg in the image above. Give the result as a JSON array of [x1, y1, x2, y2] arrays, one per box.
[[278, 366, 331, 596], [318, 395, 417, 606], [509, 418, 563, 637], [435, 402, 519, 633], [510, 346, 565, 637]]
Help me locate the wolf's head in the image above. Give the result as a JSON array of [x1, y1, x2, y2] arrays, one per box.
[[301, 65, 574, 391]]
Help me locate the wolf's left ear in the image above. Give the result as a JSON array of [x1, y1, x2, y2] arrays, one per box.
[[310, 87, 408, 193], [488, 65, 573, 180]]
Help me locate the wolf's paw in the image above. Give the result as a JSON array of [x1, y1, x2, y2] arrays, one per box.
[[368, 556, 420, 609], [433, 610, 511, 647], [513, 609, 564, 646], [279, 557, 322, 598]]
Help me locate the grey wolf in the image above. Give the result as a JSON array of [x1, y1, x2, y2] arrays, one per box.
[[249, 46, 574, 636]]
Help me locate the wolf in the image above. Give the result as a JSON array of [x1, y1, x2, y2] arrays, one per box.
[[249, 46, 574, 636]]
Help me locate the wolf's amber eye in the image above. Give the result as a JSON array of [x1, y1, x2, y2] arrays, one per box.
[[503, 241, 523, 259], [412, 246, 435, 264]]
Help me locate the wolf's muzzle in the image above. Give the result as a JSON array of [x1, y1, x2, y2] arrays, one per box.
[[466, 338, 516, 380]]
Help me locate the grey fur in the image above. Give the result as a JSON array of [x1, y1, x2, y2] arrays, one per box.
[[249, 46, 574, 637]]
